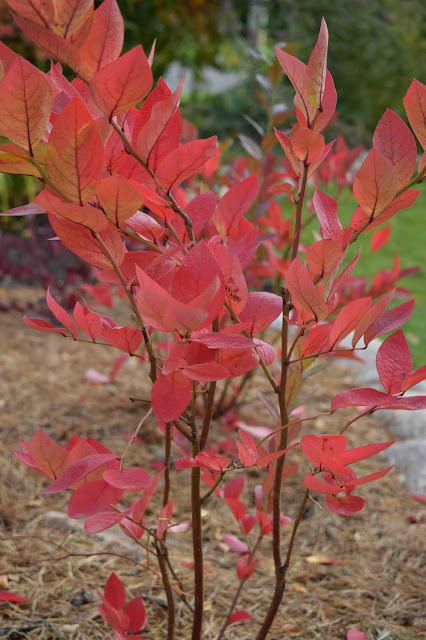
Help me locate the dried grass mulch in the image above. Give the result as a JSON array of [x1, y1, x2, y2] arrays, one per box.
[[0, 295, 425, 640]]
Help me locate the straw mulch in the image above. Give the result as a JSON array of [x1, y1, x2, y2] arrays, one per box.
[[0, 291, 425, 640]]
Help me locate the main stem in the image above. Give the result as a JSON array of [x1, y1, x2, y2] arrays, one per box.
[[255, 164, 308, 640], [191, 431, 203, 639]]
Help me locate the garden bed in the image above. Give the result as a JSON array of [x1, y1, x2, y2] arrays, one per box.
[[0, 290, 425, 640]]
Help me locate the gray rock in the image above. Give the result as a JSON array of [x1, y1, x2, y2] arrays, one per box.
[[385, 439, 426, 493]]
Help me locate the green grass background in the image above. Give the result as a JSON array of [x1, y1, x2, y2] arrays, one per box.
[[306, 182, 426, 367]]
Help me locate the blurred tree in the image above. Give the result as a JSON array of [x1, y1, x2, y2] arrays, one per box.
[[269, 0, 426, 142]]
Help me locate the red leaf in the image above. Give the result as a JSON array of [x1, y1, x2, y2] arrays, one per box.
[[352, 290, 393, 348], [74, 302, 103, 342], [286, 256, 327, 321], [212, 175, 259, 239], [136, 265, 219, 334], [157, 501, 173, 540], [186, 191, 216, 237], [135, 77, 183, 170], [274, 128, 300, 175], [12, 12, 80, 70], [353, 148, 398, 217], [238, 429, 258, 464], [51, 0, 92, 38], [371, 226, 391, 252], [155, 136, 217, 192], [306, 18, 329, 110], [275, 48, 315, 126], [224, 477, 244, 500], [402, 365, 426, 392], [256, 443, 299, 468], [343, 465, 393, 487], [209, 242, 248, 315], [302, 473, 341, 495], [301, 434, 347, 467], [312, 189, 343, 244], [124, 597, 147, 633], [331, 388, 391, 411], [103, 468, 152, 491], [91, 45, 152, 118], [238, 292, 283, 335], [236, 553, 256, 580], [68, 479, 121, 518], [42, 453, 117, 494], [103, 326, 142, 355], [79, 0, 123, 81], [229, 611, 251, 624], [190, 331, 254, 350], [171, 240, 225, 330], [373, 108, 417, 188], [104, 572, 126, 610], [351, 189, 420, 233], [325, 495, 365, 515], [48, 213, 126, 268], [125, 211, 164, 241], [97, 176, 142, 225], [0, 590, 28, 603], [0, 56, 53, 153], [364, 299, 414, 344], [183, 362, 230, 384], [292, 127, 324, 165], [132, 469, 164, 522], [151, 371, 191, 422], [324, 248, 361, 301], [338, 442, 394, 466], [46, 96, 104, 204], [23, 316, 67, 336], [376, 330, 412, 394], [403, 79, 426, 150], [35, 190, 107, 232], [46, 287, 79, 338], [84, 509, 131, 534], [329, 297, 372, 348], [305, 239, 341, 278], [13, 428, 67, 480], [5, 0, 54, 26]]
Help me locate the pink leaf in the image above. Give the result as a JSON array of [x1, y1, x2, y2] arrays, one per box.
[[364, 299, 414, 344], [68, 480, 121, 518], [376, 330, 412, 394], [103, 468, 152, 491], [326, 495, 365, 515], [157, 501, 173, 540], [312, 189, 343, 245], [42, 454, 117, 494], [222, 533, 249, 554], [346, 629, 368, 640], [84, 509, 131, 534], [151, 371, 191, 422]]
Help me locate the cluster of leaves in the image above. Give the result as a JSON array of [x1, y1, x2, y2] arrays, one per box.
[[1, 2, 425, 639]]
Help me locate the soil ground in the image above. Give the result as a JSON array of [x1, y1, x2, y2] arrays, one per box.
[[0, 287, 425, 640]]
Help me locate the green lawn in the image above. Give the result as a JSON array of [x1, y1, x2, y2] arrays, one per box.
[[306, 182, 426, 367]]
